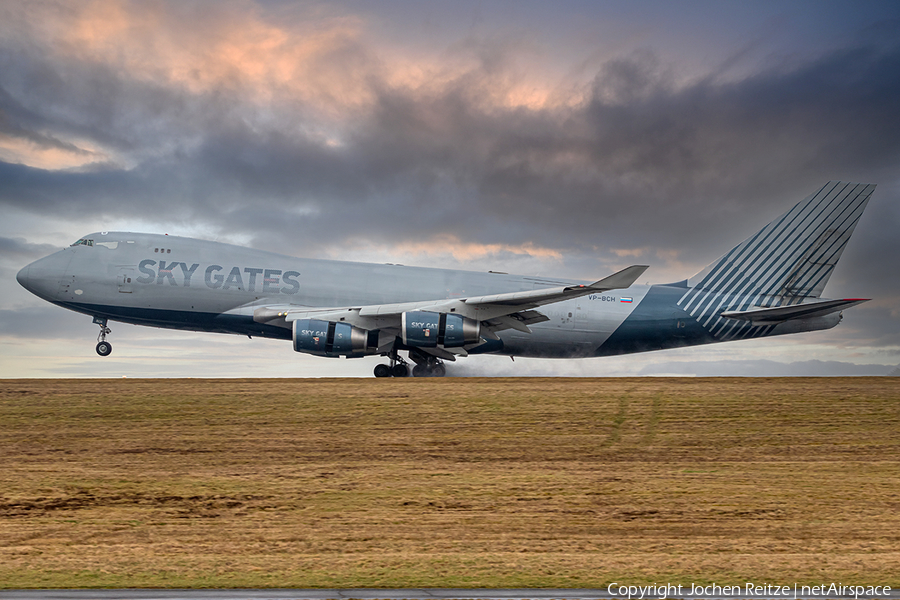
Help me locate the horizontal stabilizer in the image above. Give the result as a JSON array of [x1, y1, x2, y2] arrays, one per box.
[[720, 298, 869, 325]]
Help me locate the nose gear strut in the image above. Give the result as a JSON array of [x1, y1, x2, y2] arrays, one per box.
[[93, 316, 112, 356]]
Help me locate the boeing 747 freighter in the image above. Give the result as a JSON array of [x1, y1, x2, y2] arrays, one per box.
[[17, 181, 874, 377]]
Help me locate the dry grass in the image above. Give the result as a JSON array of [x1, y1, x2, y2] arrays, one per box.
[[1, 377, 898, 588]]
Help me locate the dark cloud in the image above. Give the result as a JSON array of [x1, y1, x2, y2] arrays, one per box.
[[2, 30, 898, 255], [0, 236, 60, 260]]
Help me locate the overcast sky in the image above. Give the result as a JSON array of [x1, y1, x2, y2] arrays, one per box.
[[1, 0, 899, 377]]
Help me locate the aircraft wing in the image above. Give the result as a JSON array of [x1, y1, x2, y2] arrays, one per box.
[[461, 264, 649, 307], [720, 298, 869, 325], [253, 264, 649, 343]]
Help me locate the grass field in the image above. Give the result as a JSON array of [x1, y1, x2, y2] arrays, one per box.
[[1, 377, 899, 589]]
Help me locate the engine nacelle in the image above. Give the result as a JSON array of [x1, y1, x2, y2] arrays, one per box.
[[401, 311, 481, 348], [293, 319, 378, 357]]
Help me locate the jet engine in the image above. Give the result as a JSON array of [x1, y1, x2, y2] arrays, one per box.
[[293, 319, 378, 357], [401, 311, 481, 348]]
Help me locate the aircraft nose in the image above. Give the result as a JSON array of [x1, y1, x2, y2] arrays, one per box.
[[17, 250, 73, 300], [16, 264, 31, 290]]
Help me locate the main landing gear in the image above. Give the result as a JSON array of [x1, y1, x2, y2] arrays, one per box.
[[412, 361, 446, 378], [93, 316, 112, 356], [373, 347, 447, 378], [374, 347, 410, 378], [409, 347, 446, 377]]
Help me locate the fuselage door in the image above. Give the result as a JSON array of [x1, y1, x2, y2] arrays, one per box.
[[117, 267, 134, 293]]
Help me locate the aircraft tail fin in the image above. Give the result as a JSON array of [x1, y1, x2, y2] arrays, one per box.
[[683, 181, 875, 307]]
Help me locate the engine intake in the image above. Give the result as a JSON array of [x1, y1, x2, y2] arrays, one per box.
[[293, 319, 378, 357], [401, 311, 481, 348]]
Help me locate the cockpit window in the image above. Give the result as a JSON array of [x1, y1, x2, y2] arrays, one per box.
[[71, 238, 94, 247]]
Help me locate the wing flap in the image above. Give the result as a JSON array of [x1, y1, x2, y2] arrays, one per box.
[[720, 298, 869, 325], [483, 310, 551, 334]]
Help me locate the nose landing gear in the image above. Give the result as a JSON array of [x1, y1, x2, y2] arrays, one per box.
[[93, 316, 112, 356]]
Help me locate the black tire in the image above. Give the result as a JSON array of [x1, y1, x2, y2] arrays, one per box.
[[374, 364, 391, 378], [431, 363, 446, 377], [391, 364, 409, 378], [96, 341, 112, 357], [412, 364, 427, 377]]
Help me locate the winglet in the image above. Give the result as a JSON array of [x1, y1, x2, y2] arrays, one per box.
[[584, 265, 649, 291]]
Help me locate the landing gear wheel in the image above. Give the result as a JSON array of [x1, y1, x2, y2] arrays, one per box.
[[412, 364, 428, 377], [391, 364, 410, 378], [430, 363, 446, 377], [96, 341, 112, 356], [374, 364, 391, 378]]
